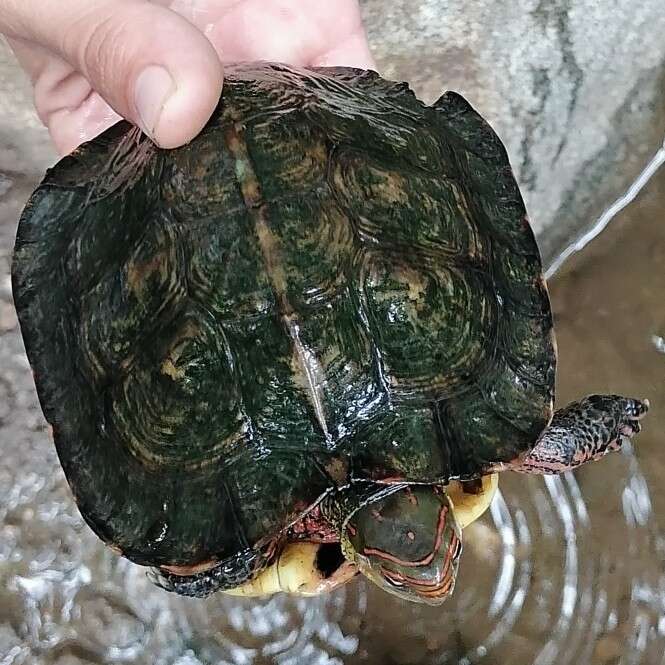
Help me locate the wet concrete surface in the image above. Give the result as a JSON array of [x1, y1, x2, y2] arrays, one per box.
[[2, 9, 665, 664]]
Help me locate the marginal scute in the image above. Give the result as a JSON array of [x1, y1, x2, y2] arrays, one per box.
[[350, 408, 448, 482], [436, 389, 536, 477], [492, 243, 550, 314], [476, 355, 552, 438], [500, 312, 556, 391], [432, 91, 538, 254]]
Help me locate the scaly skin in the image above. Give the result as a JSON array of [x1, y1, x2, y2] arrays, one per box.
[[507, 395, 649, 474], [320, 483, 463, 605]]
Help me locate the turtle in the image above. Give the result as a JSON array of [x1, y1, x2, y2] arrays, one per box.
[[12, 62, 649, 605]]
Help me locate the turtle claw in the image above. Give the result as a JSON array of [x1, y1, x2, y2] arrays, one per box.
[[582, 395, 649, 440], [146, 567, 181, 594], [617, 397, 649, 439], [623, 397, 649, 420]]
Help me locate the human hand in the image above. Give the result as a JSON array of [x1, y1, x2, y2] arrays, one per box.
[[1, 0, 374, 154]]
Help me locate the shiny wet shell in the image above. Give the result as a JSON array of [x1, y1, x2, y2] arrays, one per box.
[[11, 63, 555, 570]]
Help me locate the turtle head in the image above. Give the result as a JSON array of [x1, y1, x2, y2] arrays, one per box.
[[342, 486, 462, 605]]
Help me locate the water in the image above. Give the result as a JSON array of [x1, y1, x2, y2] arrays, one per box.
[[1, 151, 665, 664]]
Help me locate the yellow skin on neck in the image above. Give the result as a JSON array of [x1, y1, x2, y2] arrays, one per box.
[[224, 474, 499, 598]]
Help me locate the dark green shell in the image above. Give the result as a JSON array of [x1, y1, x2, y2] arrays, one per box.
[[12, 63, 554, 569]]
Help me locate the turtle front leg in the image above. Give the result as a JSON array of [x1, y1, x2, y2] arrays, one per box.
[[509, 395, 649, 475]]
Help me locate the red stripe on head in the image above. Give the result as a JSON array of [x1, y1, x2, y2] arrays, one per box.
[[361, 505, 451, 568]]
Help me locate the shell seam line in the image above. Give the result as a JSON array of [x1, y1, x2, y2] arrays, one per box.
[[223, 121, 331, 442]]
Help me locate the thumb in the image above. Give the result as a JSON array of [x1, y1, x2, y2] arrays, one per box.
[[4, 0, 224, 148]]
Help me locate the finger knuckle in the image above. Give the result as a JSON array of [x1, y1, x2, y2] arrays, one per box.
[[60, 3, 140, 88]]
